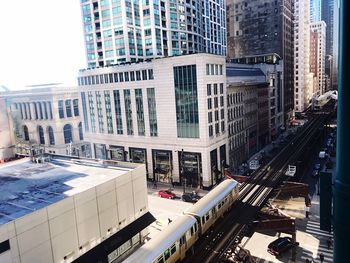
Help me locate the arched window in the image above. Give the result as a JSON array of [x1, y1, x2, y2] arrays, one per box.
[[63, 124, 73, 144], [78, 122, 84, 141], [38, 126, 45, 144], [48, 126, 55, 145], [23, 125, 29, 141]]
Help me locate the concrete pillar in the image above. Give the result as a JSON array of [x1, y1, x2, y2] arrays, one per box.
[[30, 102, 36, 120], [47, 101, 52, 119]]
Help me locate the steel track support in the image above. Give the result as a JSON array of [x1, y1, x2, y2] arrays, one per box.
[[334, 1, 350, 262]]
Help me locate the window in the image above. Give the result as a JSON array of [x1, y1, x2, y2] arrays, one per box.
[[81, 92, 89, 132], [65, 100, 72, 117], [124, 89, 133, 135], [113, 90, 123, 134], [135, 89, 145, 136], [207, 84, 211, 96], [173, 65, 199, 138], [73, 99, 79, 116], [58, 100, 64, 118], [104, 91, 114, 134], [63, 124, 73, 144], [23, 125, 29, 141], [38, 126, 45, 144], [147, 88, 158, 136], [48, 126, 55, 145], [78, 122, 84, 140]]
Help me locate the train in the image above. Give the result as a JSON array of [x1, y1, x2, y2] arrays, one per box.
[[123, 179, 239, 263]]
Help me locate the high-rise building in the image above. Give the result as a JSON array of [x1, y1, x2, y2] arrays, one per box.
[[321, 0, 339, 90], [226, 0, 294, 123], [80, 0, 227, 68], [310, 0, 322, 23], [310, 21, 326, 94], [294, 0, 313, 112]]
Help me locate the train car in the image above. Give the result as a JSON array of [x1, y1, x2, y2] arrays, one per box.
[[184, 179, 239, 234], [123, 179, 239, 263], [123, 215, 199, 263]]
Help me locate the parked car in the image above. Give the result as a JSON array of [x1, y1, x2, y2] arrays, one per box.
[[312, 169, 320, 178], [182, 191, 200, 203], [158, 190, 176, 199], [267, 237, 299, 256]]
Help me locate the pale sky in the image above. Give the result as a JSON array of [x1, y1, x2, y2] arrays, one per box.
[[0, 0, 86, 90]]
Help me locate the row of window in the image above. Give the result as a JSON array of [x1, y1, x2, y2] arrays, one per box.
[[58, 99, 80, 119], [81, 88, 158, 137], [14, 101, 53, 120], [78, 68, 154, 86], [22, 123, 83, 145], [206, 63, 224, 76]]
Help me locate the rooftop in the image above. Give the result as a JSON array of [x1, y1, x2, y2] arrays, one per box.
[[0, 156, 135, 225]]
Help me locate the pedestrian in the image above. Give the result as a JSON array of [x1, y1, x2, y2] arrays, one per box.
[[327, 238, 332, 249], [168, 218, 172, 224], [320, 253, 324, 263]]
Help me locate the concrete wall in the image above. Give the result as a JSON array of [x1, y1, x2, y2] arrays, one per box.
[[0, 164, 147, 263]]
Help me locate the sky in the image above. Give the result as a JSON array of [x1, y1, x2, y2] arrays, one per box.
[[0, 0, 86, 90]]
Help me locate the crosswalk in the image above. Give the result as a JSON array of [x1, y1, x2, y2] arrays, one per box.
[[301, 220, 333, 262]]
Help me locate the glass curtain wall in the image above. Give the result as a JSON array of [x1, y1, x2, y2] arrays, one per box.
[[135, 89, 145, 136], [113, 90, 123, 134], [124, 89, 134, 135], [173, 65, 199, 138], [152, 150, 172, 183], [147, 88, 158, 136]]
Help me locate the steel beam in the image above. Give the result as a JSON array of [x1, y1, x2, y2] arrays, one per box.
[[334, 1, 350, 262]]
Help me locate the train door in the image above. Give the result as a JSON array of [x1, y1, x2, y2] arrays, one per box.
[[179, 235, 186, 260]]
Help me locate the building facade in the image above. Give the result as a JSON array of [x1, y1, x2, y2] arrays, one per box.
[[227, 0, 294, 123], [77, 54, 227, 189], [226, 65, 271, 170], [1, 87, 91, 157], [0, 97, 15, 161], [310, 0, 321, 23], [310, 21, 326, 95], [0, 156, 153, 263], [294, 0, 313, 112], [80, 0, 227, 68]]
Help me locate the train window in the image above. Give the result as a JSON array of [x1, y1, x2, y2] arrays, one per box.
[[164, 249, 171, 260], [212, 208, 216, 214], [194, 223, 198, 232], [202, 216, 205, 224], [190, 226, 194, 235], [171, 244, 176, 254], [180, 235, 185, 246], [157, 256, 164, 263], [218, 203, 221, 209], [206, 213, 210, 221]]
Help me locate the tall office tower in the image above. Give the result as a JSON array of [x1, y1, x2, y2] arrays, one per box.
[[226, 0, 294, 123], [310, 21, 326, 95], [310, 0, 321, 22], [80, 0, 227, 68], [294, 0, 313, 112], [321, 0, 338, 90]]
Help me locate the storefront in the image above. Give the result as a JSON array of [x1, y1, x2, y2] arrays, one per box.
[[129, 147, 148, 179], [109, 145, 125, 161], [179, 151, 202, 188], [94, 143, 107, 159], [152, 149, 172, 183]]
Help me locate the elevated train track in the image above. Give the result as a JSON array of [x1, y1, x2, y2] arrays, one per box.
[[184, 104, 334, 263]]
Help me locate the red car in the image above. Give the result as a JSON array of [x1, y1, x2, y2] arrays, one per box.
[[158, 190, 176, 199]]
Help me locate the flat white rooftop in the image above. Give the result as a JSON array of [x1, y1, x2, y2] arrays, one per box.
[[0, 156, 134, 225]]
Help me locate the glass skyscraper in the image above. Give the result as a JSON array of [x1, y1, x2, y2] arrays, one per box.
[[310, 0, 322, 23], [80, 0, 227, 68]]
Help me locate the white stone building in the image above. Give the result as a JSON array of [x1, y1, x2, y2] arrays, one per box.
[[1, 86, 91, 157], [0, 97, 15, 161], [0, 156, 153, 263], [77, 53, 227, 189], [310, 21, 327, 95], [294, 0, 313, 112]]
